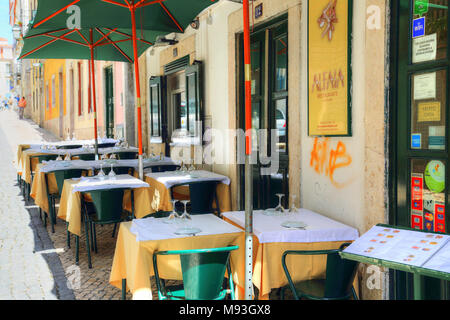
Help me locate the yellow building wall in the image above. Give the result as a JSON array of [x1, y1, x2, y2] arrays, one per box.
[[43, 59, 66, 122]]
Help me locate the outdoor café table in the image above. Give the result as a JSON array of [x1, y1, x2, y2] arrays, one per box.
[[341, 224, 450, 300], [221, 209, 360, 300], [141, 170, 232, 214], [17, 146, 138, 184], [57, 174, 149, 236], [109, 214, 245, 300]]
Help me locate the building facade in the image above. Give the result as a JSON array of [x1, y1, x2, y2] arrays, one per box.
[[10, 0, 450, 300]]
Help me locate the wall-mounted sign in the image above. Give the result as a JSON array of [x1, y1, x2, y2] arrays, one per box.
[[308, 0, 352, 137], [412, 17, 426, 38], [414, 72, 436, 100], [255, 3, 263, 19], [412, 33, 437, 64], [414, 0, 429, 16], [411, 133, 422, 149], [418, 101, 441, 122]]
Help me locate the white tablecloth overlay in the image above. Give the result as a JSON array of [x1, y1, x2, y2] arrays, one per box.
[[145, 170, 231, 189], [24, 146, 138, 156], [130, 214, 243, 242], [71, 174, 149, 193], [23, 138, 119, 147], [40, 157, 175, 173], [221, 209, 359, 244]]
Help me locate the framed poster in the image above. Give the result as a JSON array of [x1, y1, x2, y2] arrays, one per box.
[[308, 0, 353, 136]]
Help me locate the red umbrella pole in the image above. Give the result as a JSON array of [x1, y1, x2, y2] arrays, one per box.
[[243, 0, 253, 301], [130, 6, 144, 180], [89, 29, 99, 159]]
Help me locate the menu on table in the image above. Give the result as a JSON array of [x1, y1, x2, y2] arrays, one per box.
[[343, 225, 450, 270]]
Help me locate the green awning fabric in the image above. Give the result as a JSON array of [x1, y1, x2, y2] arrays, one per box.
[[19, 27, 162, 62], [30, 0, 218, 33]]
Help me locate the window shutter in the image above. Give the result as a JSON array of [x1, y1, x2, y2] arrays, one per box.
[[149, 76, 166, 138], [185, 62, 203, 137]]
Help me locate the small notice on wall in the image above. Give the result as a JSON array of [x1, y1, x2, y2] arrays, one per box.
[[418, 101, 441, 122], [412, 33, 437, 64], [414, 72, 436, 100]]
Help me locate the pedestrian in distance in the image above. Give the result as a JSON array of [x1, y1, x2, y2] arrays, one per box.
[[18, 96, 27, 119]]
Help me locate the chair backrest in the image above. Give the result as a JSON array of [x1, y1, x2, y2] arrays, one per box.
[[98, 143, 116, 148], [155, 246, 238, 300], [77, 153, 96, 161], [57, 145, 83, 150], [53, 169, 84, 195], [151, 165, 179, 173], [99, 166, 134, 176], [88, 188, 125, 222], [31, 154, 59, 173], [187, 181, 219, 214], [324, 244, 359, 299], [116, 152, 138, 160]]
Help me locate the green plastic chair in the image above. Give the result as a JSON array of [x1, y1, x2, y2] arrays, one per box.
[[96, 166, 135, 176], [57, 144, 83, 150], [152, 246, 238, 300], [115, 151, 138, 160], [80, 188, 132, 268], [50, 169, 86, 240], [76, 153, 96, 161], [29, 154, 58, 228], [280, 243, 359, 300], [170, 181, 220, 215], [98, 143, 117, 148], [27, 154, 58, 204], [150, 165, 179, 173]]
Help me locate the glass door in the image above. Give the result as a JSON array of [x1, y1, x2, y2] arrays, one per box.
[[239, 18, 289, 210], [391, 0, 450, 300], [104, 66, 115, 139]]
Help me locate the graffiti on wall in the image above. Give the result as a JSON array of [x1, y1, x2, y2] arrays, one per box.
[[310, 137, 353, 189]]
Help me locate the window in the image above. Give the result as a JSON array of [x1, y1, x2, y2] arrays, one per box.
[[78, 62, 83, 116], [149, 77, 162, 138], [51, 75, 55, 109], [45, 82, 49, 110], [150, 60, 203, 146]]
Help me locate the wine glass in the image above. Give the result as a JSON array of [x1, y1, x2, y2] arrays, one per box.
[[97, 164, 105, 180], [181, 162, 188, 173], [160, 152, 164, 161], [108, 164, 116, 180], [179, 200, 192, 221], [165, 200, 181, 224], [289, 195, 298, 214], [110, 153, 117, 160], [275, 194, 285, 213], [188, 160, 195, 172]]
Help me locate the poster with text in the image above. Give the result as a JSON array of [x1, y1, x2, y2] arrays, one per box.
[[308, 0, 352, 136]]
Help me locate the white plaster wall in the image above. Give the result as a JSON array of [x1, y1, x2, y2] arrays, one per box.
[[299, 0, 367, 232]]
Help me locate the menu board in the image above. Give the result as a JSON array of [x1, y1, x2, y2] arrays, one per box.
[[422, 240, 450, 274], [343, 226, 450, 269]]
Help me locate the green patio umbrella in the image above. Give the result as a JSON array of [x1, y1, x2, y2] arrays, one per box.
[[28, 0, 219, 180], [19, 26, 162, 157]]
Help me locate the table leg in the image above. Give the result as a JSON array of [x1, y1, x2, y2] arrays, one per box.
[[122, 279, 127, 300], [413, 273, 424, 300]]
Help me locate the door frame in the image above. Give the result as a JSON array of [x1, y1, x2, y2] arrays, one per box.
[[104, 65, 115, 138], [237, 14, 289, 211], [389, 0, 450, 300]]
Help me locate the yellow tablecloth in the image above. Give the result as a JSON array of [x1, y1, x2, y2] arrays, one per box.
[[18, 149, 48, 184], [58, 179, 151, 236], [224, 218, 359, 300], [123, 176, 232, 215], [109, 222, 245, 299], [30, 163, 58, 214], [16, 144, 31, 168]]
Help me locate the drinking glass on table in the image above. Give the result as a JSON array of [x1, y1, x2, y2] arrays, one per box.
[[108, 164, 116, 180], [275, 194, 285, 214], [98, 164, 105, 180], [179, 200, 192, 222], [165, 200, 181, 224]]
